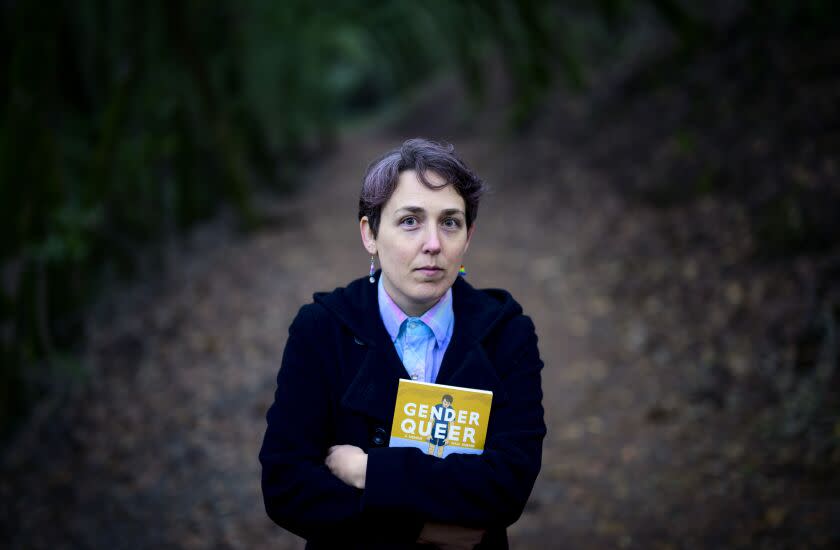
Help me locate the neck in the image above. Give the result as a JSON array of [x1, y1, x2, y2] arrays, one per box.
[[398, 299, 434, 318], [382, 280, 437, 317]]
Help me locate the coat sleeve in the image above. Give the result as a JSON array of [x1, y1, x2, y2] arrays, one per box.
[[362, 315, 547, 527], [258, 305, 364, 540]]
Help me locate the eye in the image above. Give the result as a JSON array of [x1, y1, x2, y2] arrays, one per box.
[[442, 217, 462, 230], [400, 216, 419, 228]]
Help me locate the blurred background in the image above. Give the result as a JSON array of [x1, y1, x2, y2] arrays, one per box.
[[1, 1, 838, 548]]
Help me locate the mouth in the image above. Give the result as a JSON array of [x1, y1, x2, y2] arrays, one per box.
[[415, 266, 444, 276]]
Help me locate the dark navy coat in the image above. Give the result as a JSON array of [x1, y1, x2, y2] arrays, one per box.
[[259, 273, 546, 549]]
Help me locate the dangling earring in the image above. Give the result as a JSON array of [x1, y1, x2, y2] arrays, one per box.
[[458, 264, 467, 277], [369, 255, 376, 283]]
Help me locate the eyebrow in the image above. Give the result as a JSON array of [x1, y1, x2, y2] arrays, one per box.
[[394, 206, 465, 217], [394, 206, 424, 215], [440, 208, 466, 217]]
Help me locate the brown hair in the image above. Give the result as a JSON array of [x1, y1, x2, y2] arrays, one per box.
[[358, 138, 486, 237]]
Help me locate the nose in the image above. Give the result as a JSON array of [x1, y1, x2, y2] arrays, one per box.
[[422, 226, 442, 255]]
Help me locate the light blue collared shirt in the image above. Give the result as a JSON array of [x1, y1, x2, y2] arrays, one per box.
[[377, 275, 454, 383]]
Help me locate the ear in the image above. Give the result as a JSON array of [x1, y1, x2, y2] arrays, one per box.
[[359, 216, 377, 255], [463, 223, 477, 253]]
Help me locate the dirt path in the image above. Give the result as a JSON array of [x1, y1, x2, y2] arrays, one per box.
[[4, 84, 835, 548]]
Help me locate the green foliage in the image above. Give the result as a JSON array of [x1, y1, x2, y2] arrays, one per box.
[[0, 0, 570, 439]]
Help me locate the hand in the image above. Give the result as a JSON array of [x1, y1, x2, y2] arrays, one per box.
[[325, 445, 368, 489], [417, 522, 486, 550]]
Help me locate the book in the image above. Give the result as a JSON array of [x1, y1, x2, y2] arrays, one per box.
[[389, 379, 493, 458]]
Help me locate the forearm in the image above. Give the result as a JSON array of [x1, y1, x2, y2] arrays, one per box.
[[363, 434, 543, 526], [261, 457, 363, 538], [262, 442, 425, 543]]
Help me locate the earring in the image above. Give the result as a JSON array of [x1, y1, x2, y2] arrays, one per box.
[[458, 264, 467, 277], [369, 255, 376, 283]]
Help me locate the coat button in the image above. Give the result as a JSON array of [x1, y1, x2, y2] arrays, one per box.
[[371, 427, 387, 447]]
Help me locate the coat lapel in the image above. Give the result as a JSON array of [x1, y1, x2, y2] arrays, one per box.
[[427, 277, 510, 404], [436, 326, 510, 407], [321, 274, 512, 424], [317, 274, 404, 424], [340, 339, 407, 425]]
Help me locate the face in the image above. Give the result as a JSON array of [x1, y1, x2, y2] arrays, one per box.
[[442, 398, 452, 408], [360, 170, 475, 317]]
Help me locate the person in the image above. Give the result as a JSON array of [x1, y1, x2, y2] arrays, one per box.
[[428, 394, 454, 457], [259, 138, 546, 549]]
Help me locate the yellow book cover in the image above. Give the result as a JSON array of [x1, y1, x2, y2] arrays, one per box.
[[389, 379, 493, 458]]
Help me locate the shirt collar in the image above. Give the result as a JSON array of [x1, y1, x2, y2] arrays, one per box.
[[377, 275, 453, 348]]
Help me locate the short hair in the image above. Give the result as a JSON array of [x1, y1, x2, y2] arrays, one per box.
[[358, 138, 486, 237], [442, 394, 453, 404]]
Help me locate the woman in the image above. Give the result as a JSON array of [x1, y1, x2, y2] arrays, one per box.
[[259, 138, 546, 549]]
